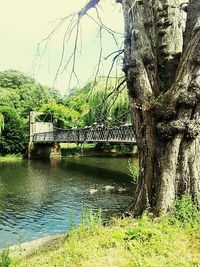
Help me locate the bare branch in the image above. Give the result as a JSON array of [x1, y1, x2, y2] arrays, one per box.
[[33, 0, 123, 95], [78, 0, 101, 18], [87, 28, 104, 98], [68, 20, 81, 89], [52, 15, 78, 88], [104, 49, 124, 60], [104, 48, 124, 93], [32, 13, 76, 78]]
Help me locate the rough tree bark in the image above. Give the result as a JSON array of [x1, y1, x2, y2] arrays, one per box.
[[121, 0, 200, 215]]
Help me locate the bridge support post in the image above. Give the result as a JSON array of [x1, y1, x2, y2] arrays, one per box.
[[28, 143, 61, 159], [28, 111, 61, 159], [50, 143, 62, 158]]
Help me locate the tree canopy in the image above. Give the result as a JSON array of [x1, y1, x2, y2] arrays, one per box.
[[0, 69, 54, 118], [0, 69, 54, 154], [0, 107, 26, 154]]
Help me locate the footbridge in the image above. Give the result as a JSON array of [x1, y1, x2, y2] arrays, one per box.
[[28, 112, 136, 159]]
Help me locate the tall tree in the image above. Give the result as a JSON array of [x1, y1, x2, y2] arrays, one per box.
[[121, 0, 200, 215], [77, 0, 200, 215]]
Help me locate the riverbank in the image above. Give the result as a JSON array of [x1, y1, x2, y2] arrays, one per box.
[[6, 196, 200, 267], [0, 233, 66, 259], [0, 154, 23, 161], [61, 143, 137, 157], [0, 156, 134, 252], [0, 144, 137, 160]]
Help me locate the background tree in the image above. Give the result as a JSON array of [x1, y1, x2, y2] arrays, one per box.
[[118, 0, 200, 215], [0, 107, 26, 154], [0, 69, 54, 119], [57, 77, 131, 127], [0, 70, 54, 153], [40, 103, 81, 128], [84, 77, 130, 126]]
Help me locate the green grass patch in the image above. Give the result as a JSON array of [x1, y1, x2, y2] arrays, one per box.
[[8, 196, 200, 267], [0, 248, 11, 267], [60, 143, 95, 149], [0, 154, 22, 162]]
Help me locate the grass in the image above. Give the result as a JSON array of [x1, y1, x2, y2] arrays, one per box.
[[60, 143, 95, 149], [7, 196, 200, 267], [0, 248, 11, 267], [0, 154, 22, 162]]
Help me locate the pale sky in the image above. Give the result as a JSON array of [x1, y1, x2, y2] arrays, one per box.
[[0, 0, 123, 94]]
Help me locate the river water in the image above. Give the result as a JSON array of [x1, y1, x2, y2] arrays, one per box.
[[0, 156, 136, 249]]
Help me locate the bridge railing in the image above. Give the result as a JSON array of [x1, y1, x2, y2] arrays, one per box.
[[32, 125, 136, 144]]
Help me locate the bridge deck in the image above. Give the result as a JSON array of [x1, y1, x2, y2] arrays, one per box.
[[33, 125, 136, 145]]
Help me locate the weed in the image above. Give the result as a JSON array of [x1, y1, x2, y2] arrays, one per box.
[[127, 158, 139, 185], [170, 195, 200, 226], [81, 207, 102, 226], [0, 248, 11, 267], [68, 209, 76, 231]]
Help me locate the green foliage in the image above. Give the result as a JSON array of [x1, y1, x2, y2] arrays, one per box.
[[68, 209, 76, 231], [170, 195, 200, 226], [0, 248, 11, 267], [81, 208, 102, 226], [0, 70, 53, 119], [40, 103, 80, 128], [125, 214, 156, 243], [85, 77, 130, 126], [61, 85, 90, 127], [0, 113, 4, 135], [40, 76, 130, 129], [0, 107, 27, 155], [15, 84, 53, 118], [127, 158, 139, 185], [59, 77, 131, 127], [0, 69, 54, 154], [0, 69, 34, 89]]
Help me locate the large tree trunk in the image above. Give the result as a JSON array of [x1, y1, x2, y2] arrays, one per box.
[[121, 0, 200, 214]]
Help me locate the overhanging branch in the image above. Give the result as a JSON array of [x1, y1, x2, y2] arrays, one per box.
[[78, 0, 101, 18]]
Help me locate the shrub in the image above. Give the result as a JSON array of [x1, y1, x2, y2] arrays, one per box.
[[170, 195, 200, 226], [0, 107, 27, 154]]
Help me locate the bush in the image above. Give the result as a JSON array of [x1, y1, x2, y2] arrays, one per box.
[[0, 107, 27, 154], [170, 195, 200, 226]]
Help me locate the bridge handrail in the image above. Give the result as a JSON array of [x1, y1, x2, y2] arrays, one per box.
[[32, 125, 136, 144]]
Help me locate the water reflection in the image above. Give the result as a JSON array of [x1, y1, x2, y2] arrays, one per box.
[[0, 157, 137, 248]]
